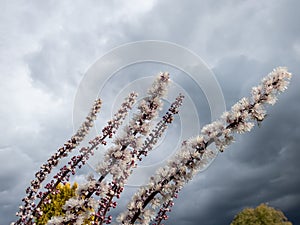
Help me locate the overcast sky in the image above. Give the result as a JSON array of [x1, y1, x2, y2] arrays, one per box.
[[1, 0, 300, 224]]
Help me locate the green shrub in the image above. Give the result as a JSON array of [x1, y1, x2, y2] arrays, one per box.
[[231, 203, 292, 225]]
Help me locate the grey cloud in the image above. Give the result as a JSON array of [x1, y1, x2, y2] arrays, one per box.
[[1, 0, 300, 224]]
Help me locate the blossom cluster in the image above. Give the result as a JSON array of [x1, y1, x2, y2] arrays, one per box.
[[50, 72, 174, 224], [90, 93, 184, 225], [14, 91, 138, 225], [117, 67, 292, 225], [97, 72, 170, 178], [36, 92, 136, 207]]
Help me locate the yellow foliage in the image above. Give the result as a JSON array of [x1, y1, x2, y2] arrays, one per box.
[[36, 182, 94, 225]]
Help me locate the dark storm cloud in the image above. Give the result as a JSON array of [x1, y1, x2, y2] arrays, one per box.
[[1, 0, 299, 224]]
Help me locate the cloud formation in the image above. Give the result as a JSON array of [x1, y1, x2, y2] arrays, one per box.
[[0, 0, 299, 224]]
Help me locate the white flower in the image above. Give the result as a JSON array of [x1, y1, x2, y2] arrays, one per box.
[[151, 197, 161, 209], [144, 208, 155, 219], [46, 216, 64, 225], [63, 198, 84, 210], [251, 85, 263, 101], [251, 103, 266, 121], [236, 121, 254, 133], [74, 215, 84, 225], [116, 212, 126, 223]]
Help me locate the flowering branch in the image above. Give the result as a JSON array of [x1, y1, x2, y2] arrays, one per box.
[[15, 98, 102, 225], [92, 94, 184, 225], [153, 196, 175, 225], [50, 72, 171, 224], [118, 67, 292, 225], [137, 93, 184, 160], [30, 92, 137, 222], [16, 91, 138, 225]]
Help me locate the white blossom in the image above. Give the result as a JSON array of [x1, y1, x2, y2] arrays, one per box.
[[46, 216, 64, 225]]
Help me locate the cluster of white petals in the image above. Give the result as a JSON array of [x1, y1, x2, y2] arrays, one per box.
[[137, 93, 184, 160], [95, 72, 170, 178], [51, 72, 171, 224]]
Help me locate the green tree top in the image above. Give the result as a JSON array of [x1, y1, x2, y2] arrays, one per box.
[[231, 203, 292, 225]]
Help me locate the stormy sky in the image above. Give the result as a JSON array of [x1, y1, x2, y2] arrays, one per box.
[[1, 1, 300, 224]]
